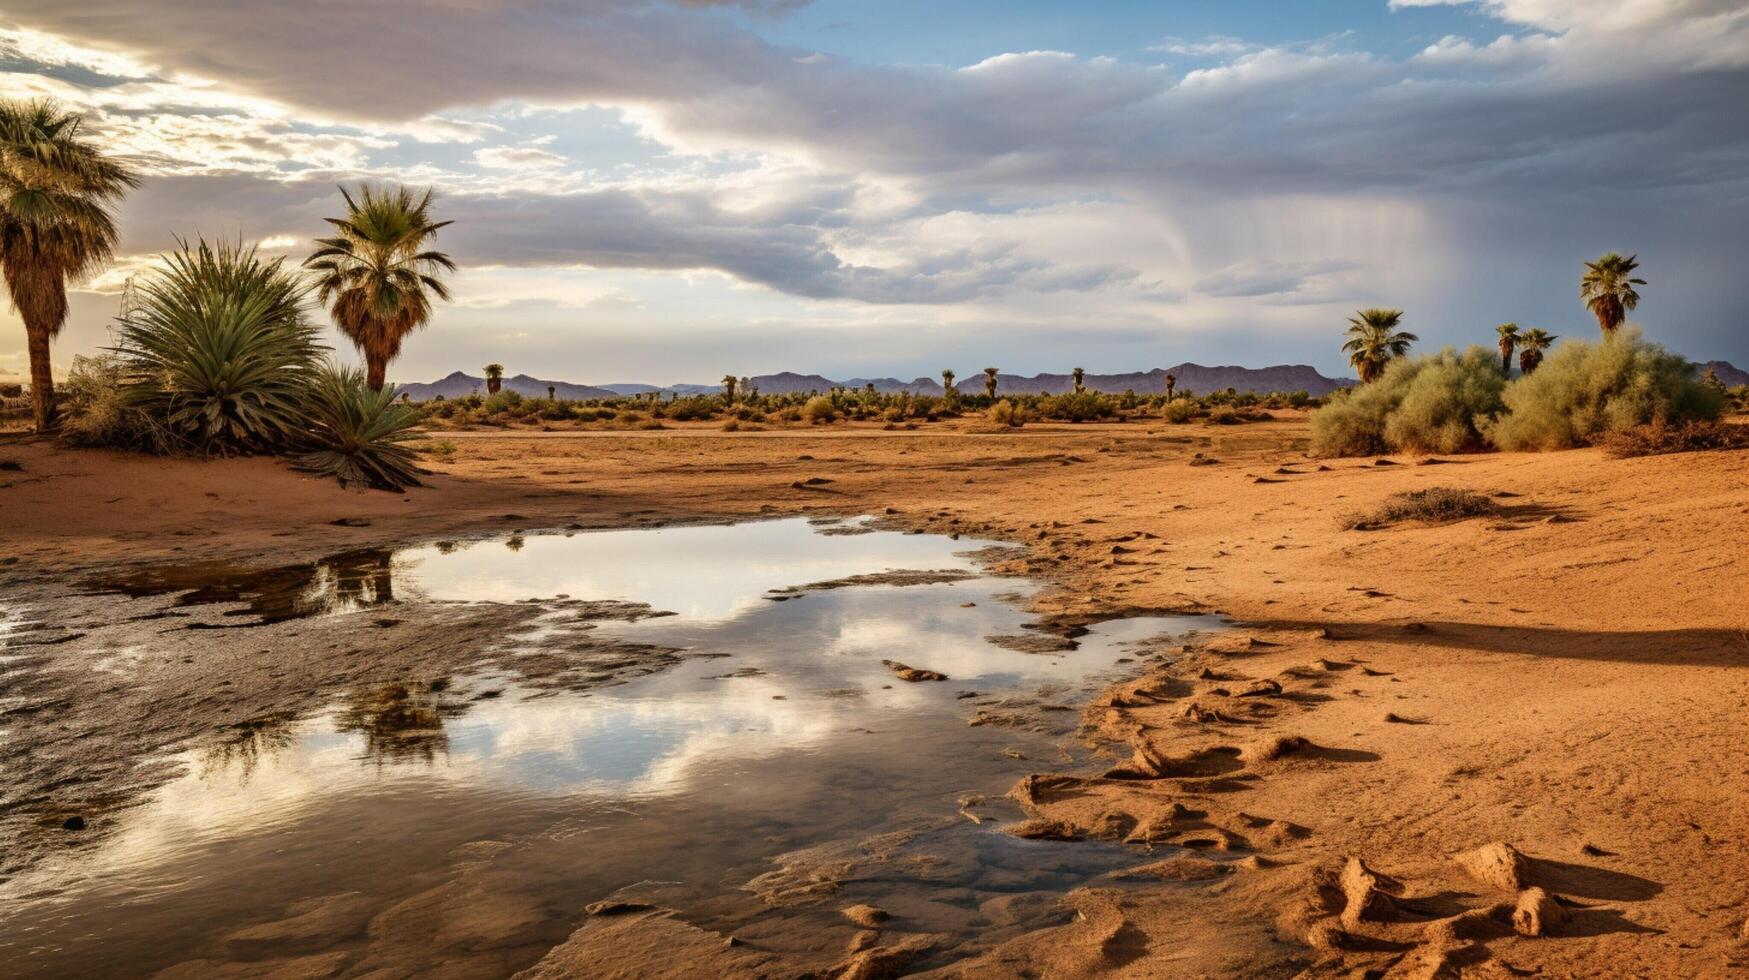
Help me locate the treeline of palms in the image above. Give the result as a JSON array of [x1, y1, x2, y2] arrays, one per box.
[[2, 98, 453, 489], [1341, 252, 1644, 383]]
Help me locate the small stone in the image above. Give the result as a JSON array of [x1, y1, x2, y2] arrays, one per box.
[[840, 904, 888, 929], [1512, 887, 1567, 937]]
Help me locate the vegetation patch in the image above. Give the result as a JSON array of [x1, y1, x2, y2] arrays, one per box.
[[1598, 419, 1749, 458], [1341, 487, 1499, 531], [1485, 330, 1722, 451], [1311, 347, 1506, 457]]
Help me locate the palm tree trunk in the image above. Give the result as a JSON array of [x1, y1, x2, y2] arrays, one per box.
[[366, 355, 387, 392], [1500, 347, 1511, 375], [26, 324, 56, 430]]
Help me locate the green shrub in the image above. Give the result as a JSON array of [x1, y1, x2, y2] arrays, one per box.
[[1486, 331, 1723, 450], [294, 366, 424, 491], [800, 395, 837, 423], [109, 239, 323, 454], [1039, 390, 1116, 422], [482, 389, 522, 413], [667, 396, 718, 422], [1311, 347, 1505, 457]]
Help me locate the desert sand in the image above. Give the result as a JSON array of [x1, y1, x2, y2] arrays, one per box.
[[2, 415, 1747, 977]]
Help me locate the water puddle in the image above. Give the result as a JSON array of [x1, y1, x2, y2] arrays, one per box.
[[6, 518, 1220, 976]]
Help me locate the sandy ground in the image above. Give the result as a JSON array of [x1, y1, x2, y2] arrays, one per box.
[[3, 415, 1748, 977]]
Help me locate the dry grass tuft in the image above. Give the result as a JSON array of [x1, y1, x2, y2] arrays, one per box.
[[1342, 487, 1498, 530]]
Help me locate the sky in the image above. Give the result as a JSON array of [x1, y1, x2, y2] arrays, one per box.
[[1, 0, 1745, 385]]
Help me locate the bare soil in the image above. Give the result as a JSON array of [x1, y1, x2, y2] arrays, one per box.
[[3, 415, 1747, 977]]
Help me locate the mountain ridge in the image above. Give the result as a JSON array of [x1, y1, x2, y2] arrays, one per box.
[[395, 363, 1357, 401]]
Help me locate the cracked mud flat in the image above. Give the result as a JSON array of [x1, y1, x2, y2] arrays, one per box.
[[0, 516, 1221, 978]]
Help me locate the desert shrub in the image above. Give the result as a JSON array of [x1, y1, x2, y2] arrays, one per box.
[[800, 394, 837, 423], [409, 438, 456, 460], [57, 355, 174, 452], [109, 239, 324, 454], [1039, 390, 1116, 422], [1311, 347, 1505, 457], [667, 396, 718, 422], [294, 366, 424, 491], [1486, 331, 1723, 451], [1206, 407, 1241, 425], [1161, 399, 1199, 424], [482, 389, 522, 413], [1598, 418, 1749, 457], [988, 399, 1026, 427], [1342, 487, 1498, 530]]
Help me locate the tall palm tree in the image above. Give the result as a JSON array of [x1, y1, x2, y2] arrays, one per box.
[[940, 368, 955, 398], [1579, 252, 1643, 335], [1165, 372, 1176, 401], [483, 363, 503, 394], [1342, 308, 1416, 383], [1517, 328, 1555, 374], [0, 98, 140, 429], [1072, 367, 1085, 393], [306, 185, 454, 391], [982, 366, 999, 399], [1495, 322, 1520, 375], [722, 374, 737, 403]]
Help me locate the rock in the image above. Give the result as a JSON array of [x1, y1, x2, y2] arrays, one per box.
[[1455, 841, 1529, 891], [840, 904, 889, 928], [1241, 734, 1310, 765], [880, 660, 946, 682], [1231, 679, 1282, 698], [328, 517, 371, 527], [1512, 887, 1567, 937], [1339, 857, 1405, 929]]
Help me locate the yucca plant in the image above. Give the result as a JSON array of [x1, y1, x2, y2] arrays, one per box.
[[296, 365, 425, 490], [111, 238, 323, 454]]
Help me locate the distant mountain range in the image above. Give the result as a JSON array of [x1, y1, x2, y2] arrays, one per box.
[[396, 363, 1357, 401]]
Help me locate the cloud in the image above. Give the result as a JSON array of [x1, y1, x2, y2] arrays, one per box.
[[472, 146, 567, 170], [1194, 259, 1361, 299], [2, 0, 1747, 377]]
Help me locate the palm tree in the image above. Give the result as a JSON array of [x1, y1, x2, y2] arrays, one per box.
[[1579, 252, 1643, 335], [722, 374, 737, 403], [0, 98, 140, 429], [940, 368, 955, 398], [546, 384, 555, 400], [1165, 372, 1176, 400], [483, 363, 503, 394], [1072, 367, 1085, 393], [1495, 322, 1520, 375], [1517, 328, 1555, 375], [1341, 308, 1416, 383], [305, 184, 455, 391], [982, 367, 999, 399]]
